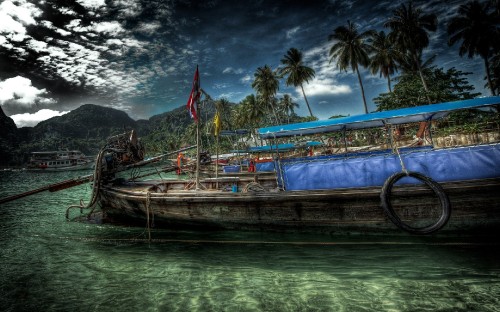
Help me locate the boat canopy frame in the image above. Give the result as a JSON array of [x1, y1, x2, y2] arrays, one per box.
[[258, 97, 500, 139]]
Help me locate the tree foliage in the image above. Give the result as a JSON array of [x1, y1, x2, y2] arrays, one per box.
[[374, 67, 480, 111], [447, 0, 500, 95], [384, 2, 437, 102]]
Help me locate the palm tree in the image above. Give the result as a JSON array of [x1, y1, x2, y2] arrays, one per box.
[[397, 50, 436, 74], [234, 94, 266, 145], [328, 20, 374, 114], [252, 65, 280, 124], [214, 98, 232, 130], [368, 31, 399, 92], [278, 48, 316, 117], [490, 52, 500, 96], [384, 2, 437, 103], [447, 0, 499, 96], [278, 94, 299, 123], [241, 94, 265, 126]]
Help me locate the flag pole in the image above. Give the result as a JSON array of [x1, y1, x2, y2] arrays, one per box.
[[195, 75, 201, 191], [215, 130, 219, 189]]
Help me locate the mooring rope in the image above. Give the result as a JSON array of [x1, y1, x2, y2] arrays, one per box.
[[65, 147, 110, 219], [394, 145, 409, 175]]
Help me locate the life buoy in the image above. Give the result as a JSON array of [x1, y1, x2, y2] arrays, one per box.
[[380, 171, 451, 235]]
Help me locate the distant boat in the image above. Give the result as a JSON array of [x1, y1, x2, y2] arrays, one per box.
[[27, 150, 94, 171]]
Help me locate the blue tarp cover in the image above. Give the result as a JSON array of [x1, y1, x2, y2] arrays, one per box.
[[256, 161, 275, 172], [223, 165, 241, 173], [280, 144, 500, 190]]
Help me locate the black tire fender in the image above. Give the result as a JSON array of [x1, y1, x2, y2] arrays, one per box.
[[380, 171, 451, 235]]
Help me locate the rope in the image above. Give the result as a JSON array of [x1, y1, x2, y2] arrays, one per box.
[[394, 145, 408, 175], [65, 147, 112, 219], [243, 182, 265, 193]]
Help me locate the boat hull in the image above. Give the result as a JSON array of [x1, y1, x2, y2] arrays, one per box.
[[98, 178, 500, 235]]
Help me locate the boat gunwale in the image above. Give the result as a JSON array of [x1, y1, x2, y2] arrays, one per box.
[[100, 177, 500, 201]]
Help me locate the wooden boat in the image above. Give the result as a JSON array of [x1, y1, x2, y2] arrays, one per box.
[[27, 150, 94, 171], [96, 97, 500, 235]]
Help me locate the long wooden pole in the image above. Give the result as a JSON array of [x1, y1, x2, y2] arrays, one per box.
[[0, 174, 93, 205]]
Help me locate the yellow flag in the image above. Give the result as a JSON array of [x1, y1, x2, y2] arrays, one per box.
[[214, 111, 221, 136]]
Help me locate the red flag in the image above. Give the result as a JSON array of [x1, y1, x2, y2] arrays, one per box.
[[186, 66, 200, 122]]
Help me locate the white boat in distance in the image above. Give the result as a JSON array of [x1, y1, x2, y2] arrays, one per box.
[[27, 150, 94, 171]]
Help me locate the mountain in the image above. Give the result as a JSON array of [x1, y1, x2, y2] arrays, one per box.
[[0, 106, 19, 165], [0, 102, 219, 166], [33, 104, 138, 140], [0, 103, 203, 166], [0, 104, 141, 166]]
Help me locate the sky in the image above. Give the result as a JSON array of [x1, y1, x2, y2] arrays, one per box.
[[0, 0, 489, 127]]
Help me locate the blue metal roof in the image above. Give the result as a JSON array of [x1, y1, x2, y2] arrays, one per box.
[[258, 97, 500, 139]]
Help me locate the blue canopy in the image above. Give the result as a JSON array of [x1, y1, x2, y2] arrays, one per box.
[[258, 97, 500, 139], [246, 141, 322, 153], [220, 129, 249, 136]]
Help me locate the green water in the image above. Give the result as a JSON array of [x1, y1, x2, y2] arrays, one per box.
[[1, 171, 499, 312]]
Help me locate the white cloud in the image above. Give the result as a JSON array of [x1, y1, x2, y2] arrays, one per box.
[[286, 26, 300, 39], [0, 0, 41, 42], [302, 79, 352, 96], [109, 0, 144, 18], [213, 83, 228, 89], [93, 21, 125, 35], [217, 91, 243, 101], [223, 67, 244, 74], [26, 38, 48, 53], [58, 7, 78, 16], [10, 109, 68, 127], [75, 0, 106, 10], [136, 21, 161, 35], [39, 20, 71, 37], [0, 76, 55, 106], [296, 43, 353, 96], [0, 0, 40, 25], [240, 74, 252, 84]]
